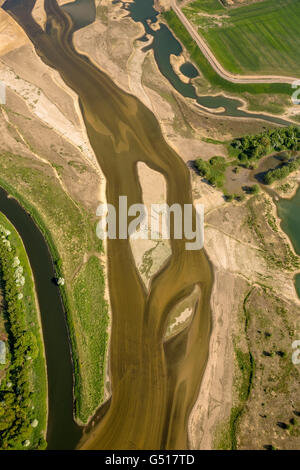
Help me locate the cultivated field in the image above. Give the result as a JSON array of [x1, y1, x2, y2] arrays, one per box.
[[183, 0, 300, 76]]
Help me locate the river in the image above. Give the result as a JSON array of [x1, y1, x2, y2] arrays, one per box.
[[2, 0, 213, 449], [56, 0, 291, 125], [1, 0, 294, 451], [0, 187, 81, 449]]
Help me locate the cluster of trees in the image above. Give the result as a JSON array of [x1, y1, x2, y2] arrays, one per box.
[[263, 157, 300, 185], [0, 226, 43, 450], [195, 126, 300, 198], [230, 126, 300, 165], [195, 156, 226, 187], [195, 156, 261, 200]]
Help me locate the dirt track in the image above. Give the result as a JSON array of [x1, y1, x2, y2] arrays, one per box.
[[171, 0, 298, 85]]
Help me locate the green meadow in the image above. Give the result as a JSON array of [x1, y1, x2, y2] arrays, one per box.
[[183, 0, 300, 76], [163, 9, 290, 97]]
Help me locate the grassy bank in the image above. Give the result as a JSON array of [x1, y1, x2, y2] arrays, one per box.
[[162, 9, 291, 97], [215, 290, 255, 450], [0, 213, 47, 450], [0, 152, 109, 424], [73, 256, 109, 422]]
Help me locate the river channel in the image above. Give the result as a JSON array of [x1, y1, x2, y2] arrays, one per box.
[[277, 188, 300, 299], [0, 187, 81, 449], [61, 0, 291, 125], [2, 0, 213, 449], [1, 0, 294, 450]]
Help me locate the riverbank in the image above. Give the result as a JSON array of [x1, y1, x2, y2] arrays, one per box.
[[0, 211, 47, 450], [161, 6, 299, 122], [0, 154, 108, 426], [188, 174, 300, 448], [0, 1, 111, 423], [59, 0, 300, 446], [162, 9, 291, 94]]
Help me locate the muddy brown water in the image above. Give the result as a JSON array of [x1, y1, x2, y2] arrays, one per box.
[[3, 0, 213, 449]]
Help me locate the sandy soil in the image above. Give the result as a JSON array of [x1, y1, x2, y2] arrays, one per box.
[[188, 175, 300, 448], [0, 8, 28, 55], [1, 0, 299, 449], [130, 162, 171, 289], [32, 0, 46, 28], [170, 53, 190, 84], [189, 270, 248, 449], [0, 58, 96, 163]]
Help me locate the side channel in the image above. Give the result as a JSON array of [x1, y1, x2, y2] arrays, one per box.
[[0, 187, 81, 450]]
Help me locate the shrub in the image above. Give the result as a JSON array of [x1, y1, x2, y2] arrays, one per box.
[[195, 156, 226, 188], [230, 126, 300, 164]]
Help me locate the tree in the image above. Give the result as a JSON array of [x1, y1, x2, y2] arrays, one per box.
[[249, 184, 260, 194]]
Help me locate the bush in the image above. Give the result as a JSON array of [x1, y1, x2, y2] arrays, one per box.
[[195, 156, 226, 188], [229, 126, 300, 164], [249, 184, 260, 194], [263, 157, 300, 184]]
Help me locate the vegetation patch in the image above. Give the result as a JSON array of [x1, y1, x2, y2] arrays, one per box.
[[195, 155, 226, 187], [0, 213, 47, 450], [229, 126, 300, 167], [73, 256, 109, 423], [162, 9, 291, 97], [195, 126, 300, 199], [0, 151, 108, 425], [263, 158, 300, 184], [183, 0, 300, 77]]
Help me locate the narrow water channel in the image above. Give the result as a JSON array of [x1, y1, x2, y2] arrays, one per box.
[[277, 187, 300, 298], [122, 0, 292, 125], [0, 188, 81, 449], [62, 0, 292, 125]]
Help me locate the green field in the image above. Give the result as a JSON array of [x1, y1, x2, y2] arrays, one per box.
[[163, 9, 290, 99], [183, 0, 300, 76], [73, 256, 109, 423]]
